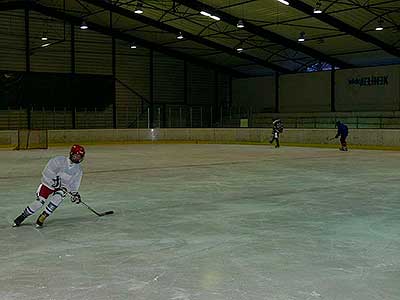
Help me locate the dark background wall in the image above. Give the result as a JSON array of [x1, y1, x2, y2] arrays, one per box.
[[233, 65, 400, 113], [0, 10, 231, 128]]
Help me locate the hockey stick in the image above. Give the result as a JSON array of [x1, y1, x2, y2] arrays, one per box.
[[61, 188, 114, 217], [326, 137, 336, 141], [79, 201, 114, 217]]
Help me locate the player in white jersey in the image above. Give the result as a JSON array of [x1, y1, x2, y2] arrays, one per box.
[[13, 144, 85, 227]]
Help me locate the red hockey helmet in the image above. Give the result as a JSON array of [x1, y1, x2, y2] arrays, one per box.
[[70, 144, 85, 163]]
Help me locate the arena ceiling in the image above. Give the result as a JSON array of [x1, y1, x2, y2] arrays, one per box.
[[2, 0, 400, 76]]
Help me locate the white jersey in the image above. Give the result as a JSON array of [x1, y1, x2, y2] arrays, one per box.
[[41, 156, 83, 193]]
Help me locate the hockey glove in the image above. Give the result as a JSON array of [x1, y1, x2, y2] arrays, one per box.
[[70, 192, 81, 204]]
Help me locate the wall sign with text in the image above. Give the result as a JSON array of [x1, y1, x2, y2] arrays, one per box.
[[348, 75, 388, 86]]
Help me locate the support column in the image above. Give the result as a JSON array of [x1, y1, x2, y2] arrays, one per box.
[[71, 24, 76, 129], [214, 70, 218, 127], [149, 50, 154, 128], [184, 60, 188, 105], [274, 72, 280, 113], [331, 68, 336, 112], [25, 7, 31, 129], [111, 11, 117, 128]]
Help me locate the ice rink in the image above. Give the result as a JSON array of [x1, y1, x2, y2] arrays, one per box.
[[1, 144, 400, 300]]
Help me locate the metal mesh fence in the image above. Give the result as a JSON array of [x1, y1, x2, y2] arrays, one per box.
[[2, 106, 400, 129]]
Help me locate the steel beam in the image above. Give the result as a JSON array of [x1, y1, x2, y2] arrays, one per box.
[[289, 0, 400, 58], [80, 0, 291, 73], [28, 2, 247, 78], [174, 0, 352, 68]]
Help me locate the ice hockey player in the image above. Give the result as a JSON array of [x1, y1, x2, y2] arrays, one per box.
[[269, 118, 284, 148], [13, 144, 85, 227], [334, 120, 348, 151]]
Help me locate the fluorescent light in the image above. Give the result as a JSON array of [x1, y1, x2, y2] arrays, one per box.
[[237, 20, 245, 28], [210, 15, 220, 21], [201, 10, 220, 21], [41, 43, 51, 47], [277, 0, 290, 5], [200, 11, 211, 17], [80, 22, 88, 30]]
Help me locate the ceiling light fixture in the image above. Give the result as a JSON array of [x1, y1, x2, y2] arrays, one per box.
[[237, 19, 245, 28], [200, 10, 220, 21], [236, 42, 244, 52], [375, 19, 384, 31], [298, 32, 305, 42], [210, 15, 221, 21], [80, 21, 88, 30], [277, 0, 290, 6], [313, 1, 322, 14], [200, 11, 211, 17], [134, 2, 144, 14], [177, 32, 184, 40]]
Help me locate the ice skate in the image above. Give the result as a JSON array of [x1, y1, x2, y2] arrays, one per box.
[[36, 211, 49, 228], [13, 213, 28, 227]]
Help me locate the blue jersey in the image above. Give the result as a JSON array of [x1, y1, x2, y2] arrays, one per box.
[[337, 123, 348, 137]]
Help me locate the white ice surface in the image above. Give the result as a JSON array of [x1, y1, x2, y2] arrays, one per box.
[[1, 144, 400, 300]]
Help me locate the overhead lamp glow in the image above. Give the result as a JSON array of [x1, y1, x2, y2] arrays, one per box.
[[200, 11, 211, 17], [237, 19, 245, 28], [177, 32, 184, 40], [130, 43, 137, 49], [80, 21, 88, 30], [375, 19, 384, 31], [236, 42, 244, 52], [41, 43, 51, 48], [41, 34, 48, 41], [134, 2, 143, 14], [298, 32, 305, 42], [200, 10, 221, 21], [277, 0, 290, 5], [313, 2, 322, 14]]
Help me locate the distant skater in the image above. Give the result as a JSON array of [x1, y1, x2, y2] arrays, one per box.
[[270, 118, 283, 148], [334, 121, 348, 151]]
